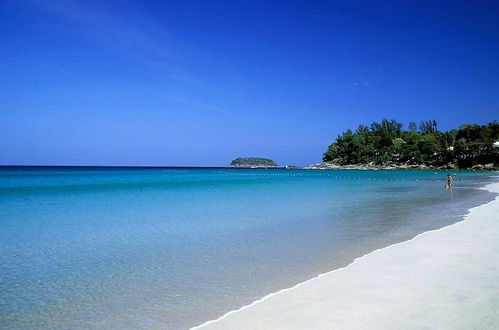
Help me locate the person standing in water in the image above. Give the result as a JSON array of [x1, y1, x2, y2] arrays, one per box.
[[444, 174, 454, 188]]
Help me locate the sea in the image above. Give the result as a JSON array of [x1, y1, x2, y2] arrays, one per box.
[[0, 167, 496, 329]]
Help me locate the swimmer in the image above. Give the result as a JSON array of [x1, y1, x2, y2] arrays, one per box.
[[444, 174, 453, 188]]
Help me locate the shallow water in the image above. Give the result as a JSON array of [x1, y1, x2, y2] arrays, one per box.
[[0, 167, 496, 329]]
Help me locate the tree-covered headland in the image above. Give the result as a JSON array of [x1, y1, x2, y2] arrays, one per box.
[[323, 120, 499, 169]]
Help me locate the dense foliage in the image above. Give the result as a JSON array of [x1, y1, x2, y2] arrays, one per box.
[[323, 120, 499, 168], [230, 157, 278, 167]]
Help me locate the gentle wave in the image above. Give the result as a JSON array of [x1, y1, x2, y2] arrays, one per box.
[[192, 180, 499, 329]]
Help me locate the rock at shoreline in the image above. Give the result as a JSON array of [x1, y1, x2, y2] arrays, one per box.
[[471, 163, 495, 170], [304, 162, 496, 171]]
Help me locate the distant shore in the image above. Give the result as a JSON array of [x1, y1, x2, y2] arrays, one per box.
[[229, 162, 497, 170], [305, 161, 497, 171], [194, 178, 499, 329]]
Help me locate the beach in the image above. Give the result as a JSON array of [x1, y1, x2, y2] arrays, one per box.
[[1, 168, 496, 329], [195, 180, 499, 329], [4, 0, 499, 328]]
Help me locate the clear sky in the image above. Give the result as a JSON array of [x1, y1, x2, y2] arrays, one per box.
[[1, 0, 498, 166]]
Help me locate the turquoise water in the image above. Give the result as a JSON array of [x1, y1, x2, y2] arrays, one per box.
[[0, 167, 496, 329]]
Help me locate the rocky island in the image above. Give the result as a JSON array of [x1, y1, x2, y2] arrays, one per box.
[[230, 157, 279, 168]]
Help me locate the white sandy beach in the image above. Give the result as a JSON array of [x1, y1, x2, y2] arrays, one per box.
[[194, 180, 499, 330]]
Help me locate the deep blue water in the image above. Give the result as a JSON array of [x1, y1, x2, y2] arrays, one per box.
[[0, 167, 496, 329]]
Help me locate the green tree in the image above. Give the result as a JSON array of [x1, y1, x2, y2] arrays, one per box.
[[419, 120, 438, 134], [322, 120, 498, 169]]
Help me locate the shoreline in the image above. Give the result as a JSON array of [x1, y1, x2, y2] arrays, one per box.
[[1, 165, 496, 172], [193, 176, 499, 329], [305, 162, 498, 171]]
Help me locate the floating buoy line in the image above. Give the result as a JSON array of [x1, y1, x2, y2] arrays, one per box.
[[211, 171, 464, 183]]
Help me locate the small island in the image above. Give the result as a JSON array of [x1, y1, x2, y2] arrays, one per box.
[[230, 157, 278, 168]]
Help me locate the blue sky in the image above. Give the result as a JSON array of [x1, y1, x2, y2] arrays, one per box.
[[1, 0, 498, 166]]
